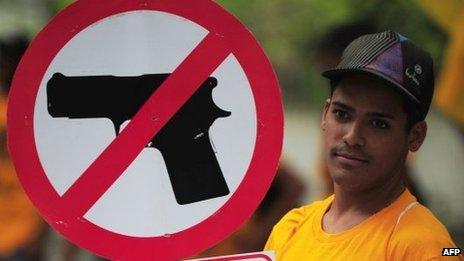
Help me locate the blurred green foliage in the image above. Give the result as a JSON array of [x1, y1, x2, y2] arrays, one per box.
[[216, 0, 447, 109], [50, 0, 73, 13], [1, 0, 447, 110]]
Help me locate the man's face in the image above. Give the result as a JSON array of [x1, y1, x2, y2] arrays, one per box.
[[322, 73, 415, 191]]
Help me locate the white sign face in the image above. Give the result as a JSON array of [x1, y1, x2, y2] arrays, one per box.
[[33, 10, 257, 237]]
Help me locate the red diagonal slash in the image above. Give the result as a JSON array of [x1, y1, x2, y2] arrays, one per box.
[[60, 33, 231, 217]]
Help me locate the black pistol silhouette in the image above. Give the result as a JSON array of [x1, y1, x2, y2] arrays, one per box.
[[47, 73, 231, 205]]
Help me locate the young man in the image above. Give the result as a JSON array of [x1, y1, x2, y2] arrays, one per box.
[[265, 31, 463, 260]]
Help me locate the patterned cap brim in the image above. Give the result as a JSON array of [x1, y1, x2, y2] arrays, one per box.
[[322, 67, 421, 105]]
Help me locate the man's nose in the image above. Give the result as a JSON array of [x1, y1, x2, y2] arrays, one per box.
[[343, 121, 365, 147]]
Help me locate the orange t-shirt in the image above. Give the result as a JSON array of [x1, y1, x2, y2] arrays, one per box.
[[265, 190, 462, 260], [0, 97, 42, 256]]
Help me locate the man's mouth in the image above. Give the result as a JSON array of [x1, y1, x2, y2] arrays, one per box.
[[329, 145, 372, 168], [334, 152, 369, 163], [331, 149, 370, 168]]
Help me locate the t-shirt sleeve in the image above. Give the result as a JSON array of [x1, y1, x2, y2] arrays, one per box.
[[264, 204, 312, 252], [388, 205, 463, 261]]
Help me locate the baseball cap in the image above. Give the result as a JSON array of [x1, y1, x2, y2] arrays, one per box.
[[322, 30, 434, 120]]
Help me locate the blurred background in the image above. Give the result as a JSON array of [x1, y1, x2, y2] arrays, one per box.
[[0, 0, 463, 260]]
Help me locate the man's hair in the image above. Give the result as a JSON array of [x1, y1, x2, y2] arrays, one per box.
[[329, 80, 423, 132]]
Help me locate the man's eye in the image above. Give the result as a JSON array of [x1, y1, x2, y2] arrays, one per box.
[[332, 109, 349, 121], [371, 119, 390, 129]]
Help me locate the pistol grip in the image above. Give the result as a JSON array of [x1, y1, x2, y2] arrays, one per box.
[[154, 131, 229, 205]]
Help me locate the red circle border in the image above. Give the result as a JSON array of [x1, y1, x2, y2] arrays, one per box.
[[7, 0, 283, 260]]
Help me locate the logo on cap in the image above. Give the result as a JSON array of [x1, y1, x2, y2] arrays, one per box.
[[405, 64, 421, 87]]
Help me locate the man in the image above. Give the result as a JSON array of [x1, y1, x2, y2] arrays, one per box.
[[265, 31, 463, 260]]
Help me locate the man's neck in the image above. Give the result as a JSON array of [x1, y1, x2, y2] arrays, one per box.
[[322, 171, 405, 234], [332, 181, 405, 216]]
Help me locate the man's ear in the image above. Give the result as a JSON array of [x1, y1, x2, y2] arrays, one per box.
[[408, 121, 427, 152], [321, 98, 331, 131]]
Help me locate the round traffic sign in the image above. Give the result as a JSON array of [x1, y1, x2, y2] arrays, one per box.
[[7, 0, 283, 260]]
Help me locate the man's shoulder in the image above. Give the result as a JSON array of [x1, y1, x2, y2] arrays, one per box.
[[264, 196, 330, 251], [270, 197, 330, 236], [393, 203, 452, 240], [388, 203, 460, 260], [275, 196, 329, 230]]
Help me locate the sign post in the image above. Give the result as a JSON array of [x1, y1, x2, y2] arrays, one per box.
[[7, 0, 283, 260]]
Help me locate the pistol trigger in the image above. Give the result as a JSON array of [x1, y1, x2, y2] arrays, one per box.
[[112, 119, 122, 136]]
